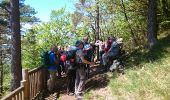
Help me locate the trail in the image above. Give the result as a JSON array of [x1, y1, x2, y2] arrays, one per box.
[[45, 64, 114, 100]]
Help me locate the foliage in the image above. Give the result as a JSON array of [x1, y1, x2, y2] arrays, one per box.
[[22, 8, 77, 68], [84, 30, 170, 100], [109, 33, 170, 99]]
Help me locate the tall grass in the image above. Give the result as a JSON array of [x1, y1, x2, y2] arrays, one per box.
[[110, 34, 170, 100], [84, 32, 170, 100]]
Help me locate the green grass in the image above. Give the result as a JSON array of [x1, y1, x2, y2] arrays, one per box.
[[109, 34, 170, 100], [84, 32, 170, 100]]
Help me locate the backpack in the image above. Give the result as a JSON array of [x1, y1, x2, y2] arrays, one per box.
[[65, 49, 77, 60], [41, 51, 53, 67]]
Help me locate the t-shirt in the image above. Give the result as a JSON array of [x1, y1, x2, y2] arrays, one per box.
[[83, 42, 93, 59], [48, 51, 57, 71], [105, 41, 112, 52], [95, 41, 105, 51], [76, 49, 84, 63], [109, 41, 120, 56]]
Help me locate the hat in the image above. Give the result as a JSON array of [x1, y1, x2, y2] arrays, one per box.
[[75, 40, 83, 47], [116, 38, 123, 44]]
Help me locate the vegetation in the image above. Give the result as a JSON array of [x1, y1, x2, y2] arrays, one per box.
[[84, 31, 170, 100], [0, 0, 170, 99]]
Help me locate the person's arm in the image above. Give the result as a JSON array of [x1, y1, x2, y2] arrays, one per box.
[[80, 56, 94, 65], [78, 50, 95, 65]]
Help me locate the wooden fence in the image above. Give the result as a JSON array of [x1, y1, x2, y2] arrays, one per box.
[[1, 66, 47, 100]]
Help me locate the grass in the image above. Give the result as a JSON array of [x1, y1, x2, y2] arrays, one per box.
[[109, 33, 170, 100], [1, 64, 11, 97], [85, 32, 170, 100]]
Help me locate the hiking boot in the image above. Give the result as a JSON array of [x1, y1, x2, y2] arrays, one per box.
[[68, 92, 74, 96]]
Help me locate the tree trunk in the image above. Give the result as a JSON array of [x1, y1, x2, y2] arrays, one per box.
[[120, 0, 138, 46], [147, 0, 157, 48], [0, 42, 3, 96], [95, 1, 100, 60], [10, 0, 22, 91]]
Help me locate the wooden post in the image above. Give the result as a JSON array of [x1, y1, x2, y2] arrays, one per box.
[[22, 69, 30, 100]]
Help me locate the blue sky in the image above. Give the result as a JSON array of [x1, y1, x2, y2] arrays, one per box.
[[25, 0, 76, 22]]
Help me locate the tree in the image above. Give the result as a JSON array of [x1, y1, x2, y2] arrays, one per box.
[[0, 0, 39, 92], [10, 0, 22, 91], [22, 8, 75, 69], [120, 0, 138, 46], [147, 0, 157, 48], [96, 0, 100, 60]]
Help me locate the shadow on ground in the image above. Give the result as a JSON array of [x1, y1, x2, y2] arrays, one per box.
[[44, 65, 111, 100], [85, 66, 110, 93], [125, 34, 170, 69]]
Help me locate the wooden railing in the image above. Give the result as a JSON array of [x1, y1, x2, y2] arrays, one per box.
[[1, 66, 47, 100]]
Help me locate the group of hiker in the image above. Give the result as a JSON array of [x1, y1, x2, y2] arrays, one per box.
[[45, 36, 123, 98]]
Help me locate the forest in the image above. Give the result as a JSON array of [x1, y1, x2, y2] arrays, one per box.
[[0, 0, 170, 99]]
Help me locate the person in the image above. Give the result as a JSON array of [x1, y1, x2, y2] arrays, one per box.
[[107, 37, 120, 60], [95, 39, 105, 64], [83, 36, 93, 62], [60, 45, 77, 96], [47, 45, 59, 93], [82, 36, 94, 78], [102, 37, 113, 67], [102, 37, 121, 70], [75, 40, 95, 98], [58, 48, 66, 78]]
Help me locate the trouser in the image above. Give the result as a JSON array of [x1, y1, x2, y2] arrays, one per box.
[[75, 65, 86, 95], [99, 50, 104, 64], [85, 57, 91, 78], [67, 69, 76, 93], [60, 61, 65, 73], [102, 53, 108, 66], [47, 70, 57, 92], [57, 65, 61, 77], [102, 52, 118, 67]]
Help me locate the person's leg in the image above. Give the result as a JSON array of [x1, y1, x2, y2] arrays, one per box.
[[77, 66, 86, 95], [75, 68, 80, 95], [60, 61, 65, 74], [70, 70, 76, 92], [102, 53, 108, 66], [47, 70, 56, 92], [67, 70, 72, 94], [57, 65, 61, 78]]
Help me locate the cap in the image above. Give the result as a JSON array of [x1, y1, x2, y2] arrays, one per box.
[[75, 40, 83, 47]]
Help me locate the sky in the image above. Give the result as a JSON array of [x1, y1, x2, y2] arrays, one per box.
[[25, 0, 77, 22]]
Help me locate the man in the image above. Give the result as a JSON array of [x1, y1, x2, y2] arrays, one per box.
[[61, 46, 77, 96], [95, 39, 105, 64], [102, 37, 120, 70], [47, 45, 59, 93], [107, 37, 120, 60], [102, 37, 113, 67], [75, 40, 95, 98], [83, 36, 93, 61], [82, 36, 94, 78]]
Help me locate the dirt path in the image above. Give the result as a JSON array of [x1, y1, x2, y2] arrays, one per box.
[[45, 64, 113, 100]]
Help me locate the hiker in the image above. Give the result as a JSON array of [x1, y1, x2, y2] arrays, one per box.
[[107, 37, 121, 60], [102, 37, 113, 67], [102, 37, 121, 70], [47, 45, 59, 93], [83, 36, 94, 78], [83, 36, 93, 62], [58, 48, 66, 77], [61, 46, 77, 95], [75, 40, 95, 97], [95, 39, 105, 64]]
